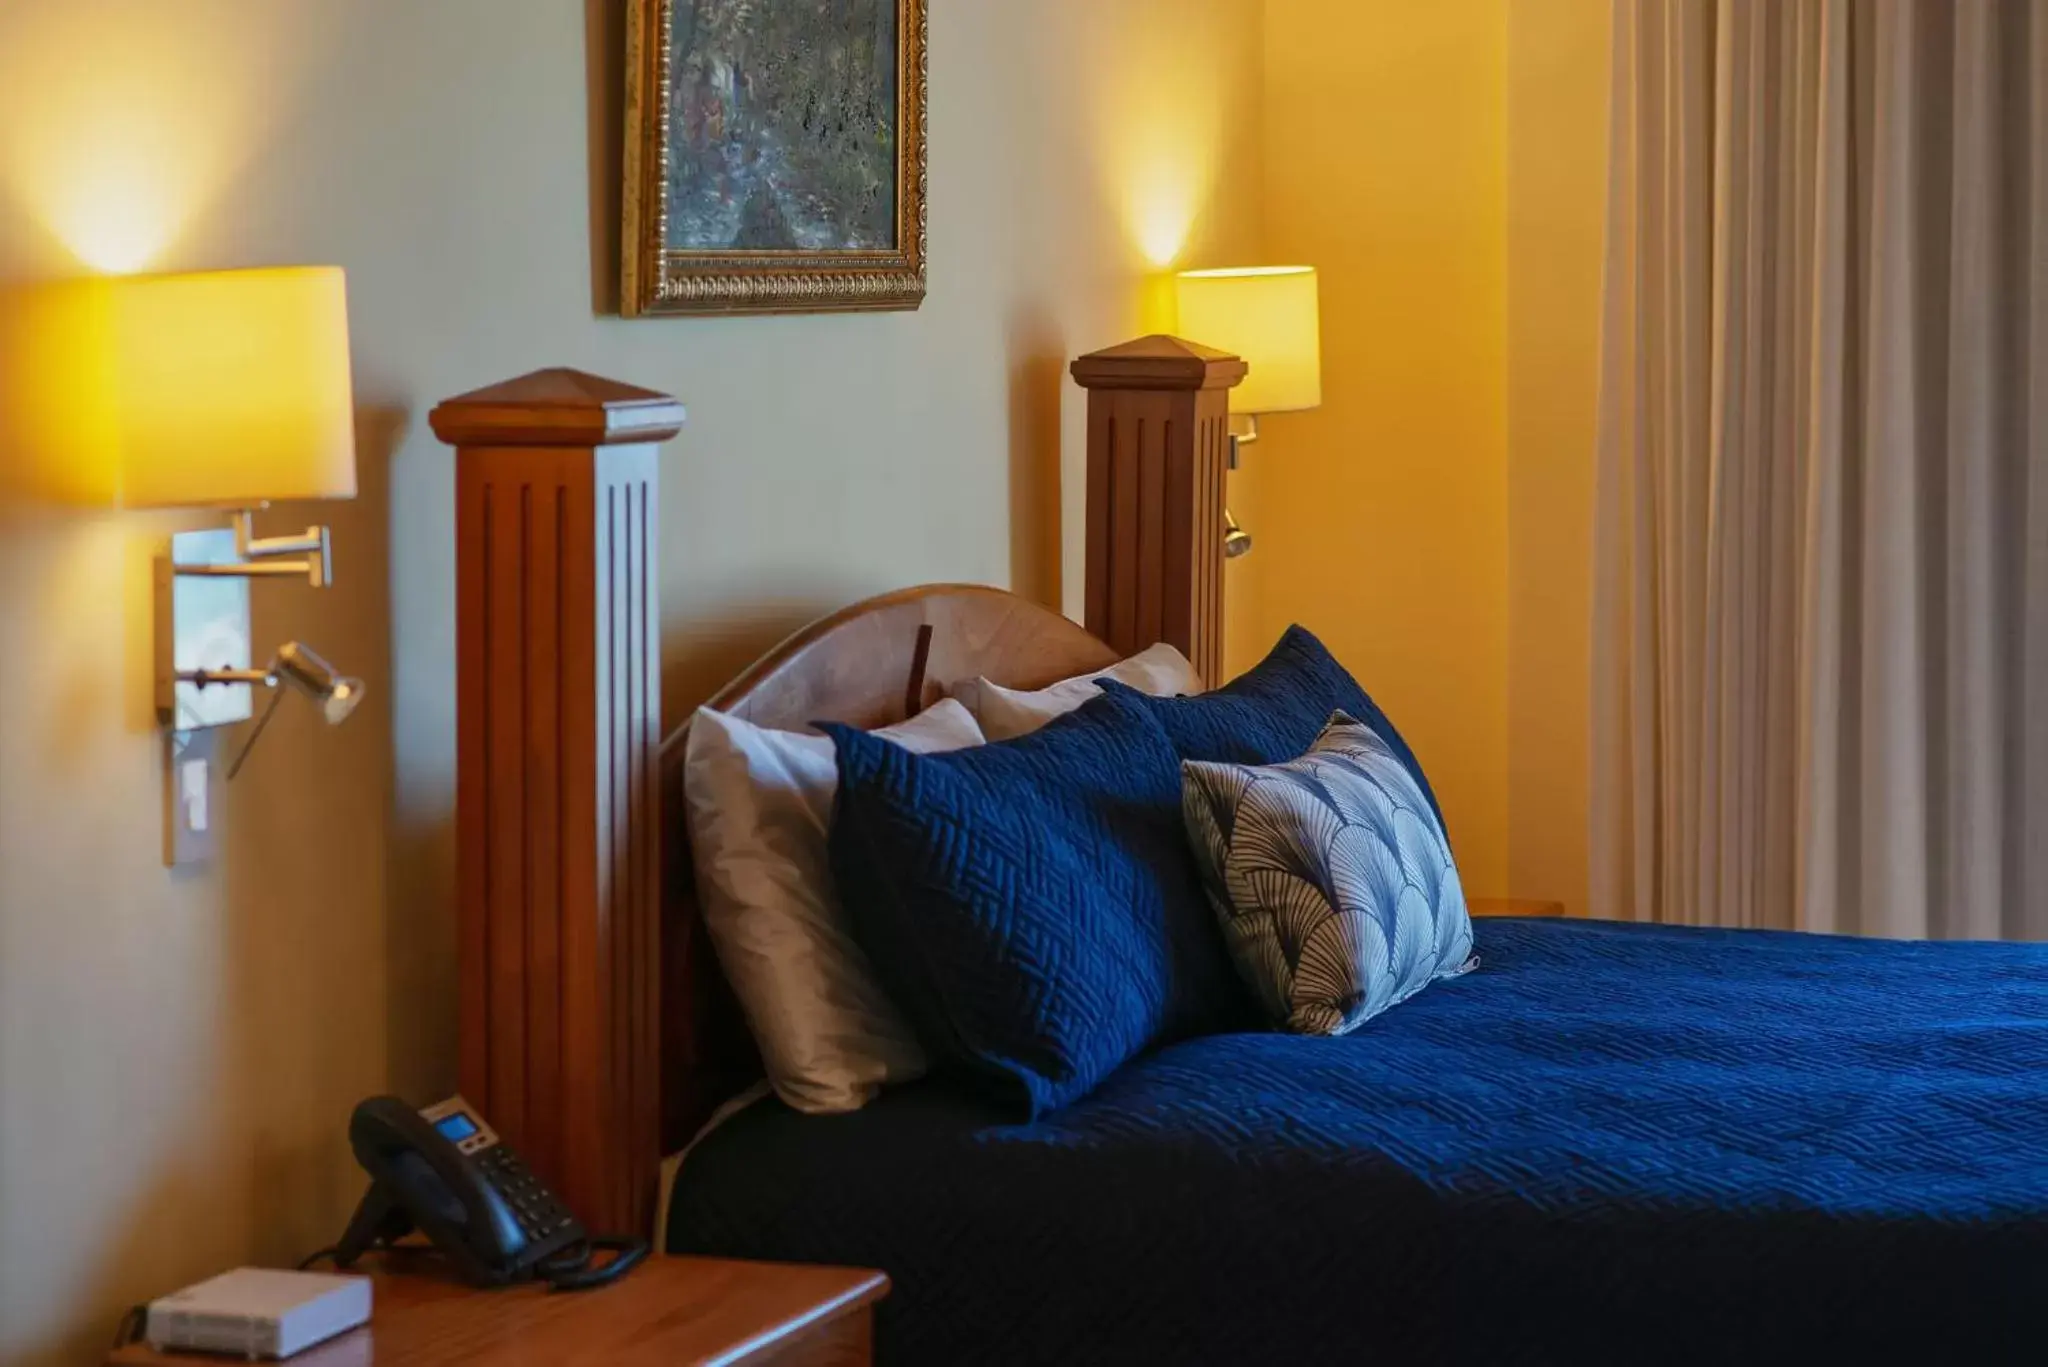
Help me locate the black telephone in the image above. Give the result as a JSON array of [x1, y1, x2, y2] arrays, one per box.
[[333, 1095, 647, 1290]]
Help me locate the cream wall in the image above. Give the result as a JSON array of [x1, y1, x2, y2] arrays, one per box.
[[0, 4, 1263, 1363], [1506, 1, 1611, 918], [1256, 0, 1513, 897]]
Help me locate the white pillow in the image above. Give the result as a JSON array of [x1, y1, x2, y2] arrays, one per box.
[[682, 699, 985, 1113], [951, 642, 1204, 741]]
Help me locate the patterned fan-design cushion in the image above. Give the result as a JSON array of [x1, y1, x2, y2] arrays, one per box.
[[1182, 712, 1474, 1036]]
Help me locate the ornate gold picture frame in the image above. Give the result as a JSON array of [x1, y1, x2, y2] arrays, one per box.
[[621, 0, 928, 317]]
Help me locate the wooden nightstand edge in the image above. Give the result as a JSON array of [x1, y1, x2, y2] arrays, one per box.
[[708, 1270, 891, 1365]]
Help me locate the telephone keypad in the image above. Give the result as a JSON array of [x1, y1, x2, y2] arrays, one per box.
[[479, 1144, 580, 1241]]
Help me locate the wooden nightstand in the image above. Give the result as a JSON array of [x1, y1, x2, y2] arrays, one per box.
[[1469, 897, 1567, 919], [107, 1256, 889, 1367]]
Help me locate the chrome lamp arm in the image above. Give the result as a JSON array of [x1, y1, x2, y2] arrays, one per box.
[[173, 508, 334, 587], [1227, 413, 1260, 470]]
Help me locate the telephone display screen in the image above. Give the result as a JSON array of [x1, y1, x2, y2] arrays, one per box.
[[434, 1112, 480, 1142]]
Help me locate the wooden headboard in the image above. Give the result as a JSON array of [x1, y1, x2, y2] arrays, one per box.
[[434, 346, 1241, 1237], [658, 585, 1120, 1157]]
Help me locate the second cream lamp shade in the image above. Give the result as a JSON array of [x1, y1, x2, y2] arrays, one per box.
[[1174, 266, 1322, 415], [25, 266, 357, 507]]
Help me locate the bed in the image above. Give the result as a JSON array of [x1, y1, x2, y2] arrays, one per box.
[[434, 368, 2048, 1365], [649, 589, 2048, 1364], [664, 908, 2048, 1364]]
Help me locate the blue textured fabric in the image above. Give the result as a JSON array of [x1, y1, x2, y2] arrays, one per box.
[[1101, 624, 1448, 837], [1183, 712, 1474, 1034], [824, 694, 1246, 1119], [670, 918, 2048, 1365]]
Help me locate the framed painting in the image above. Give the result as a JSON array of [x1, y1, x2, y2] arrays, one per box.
[[622, 0, 928, 317]]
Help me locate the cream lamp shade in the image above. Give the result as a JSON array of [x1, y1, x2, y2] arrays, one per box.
[[2, 266, 357, 507], [1174, 266, 1322, 415]]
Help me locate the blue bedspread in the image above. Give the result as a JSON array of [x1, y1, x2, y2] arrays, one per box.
[[667, 919, 2048, 1364]]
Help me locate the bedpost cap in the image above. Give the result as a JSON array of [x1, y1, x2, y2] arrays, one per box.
[[1069, 335, 1249, 392], [429, 368, 688, 447]]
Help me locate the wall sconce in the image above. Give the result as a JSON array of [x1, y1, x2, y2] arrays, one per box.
[[39, 266, 363, 862], [1174, 266, 1323, 555]]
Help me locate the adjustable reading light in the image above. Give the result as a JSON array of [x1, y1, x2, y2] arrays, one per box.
[[1175, 266, 1323, 557], [194, 643, 365, 779], [274, 642, 366, 725], [1223, 511, 1254, 560], [182, 643, 363, 720]]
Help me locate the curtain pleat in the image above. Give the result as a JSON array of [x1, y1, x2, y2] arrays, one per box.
[[2023, 2, 2048, 939], [1595, 0, 2048, 939], [1944, 0, 2006, 939]]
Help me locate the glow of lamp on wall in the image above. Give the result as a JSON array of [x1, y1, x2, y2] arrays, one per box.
[[1174, 265, 1323, 558], [25, 265, 365, 862]]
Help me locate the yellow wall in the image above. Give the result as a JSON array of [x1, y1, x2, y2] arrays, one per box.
[[1255, 0, 1513, 896], [1244, 0, 1610, 909], [0, 4, 1263, 1362], [1507, 1, 1611, 917]]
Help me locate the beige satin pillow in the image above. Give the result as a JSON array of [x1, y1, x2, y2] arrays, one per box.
[[951, 642, 1204, 741], [682, 700, 985, 1113]]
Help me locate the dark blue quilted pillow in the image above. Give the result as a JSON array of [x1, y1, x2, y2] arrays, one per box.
[[823, 693, 1245, 1118], [1100, 624, 1446, 838]]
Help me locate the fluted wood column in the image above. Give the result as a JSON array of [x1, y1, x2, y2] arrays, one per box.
[[1070, 336, 1247, 687], [430, 369, 685, 1235]]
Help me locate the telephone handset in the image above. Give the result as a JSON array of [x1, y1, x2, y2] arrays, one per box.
[[333, 1095, 647, 1291]]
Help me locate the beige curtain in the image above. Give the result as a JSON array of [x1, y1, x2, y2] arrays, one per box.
[[1593, 0, 2048, 937]]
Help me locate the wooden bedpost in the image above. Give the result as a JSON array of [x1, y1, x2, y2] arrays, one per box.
[[1070, 336, 1247, 687], [430, 369, 685, 1236]]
